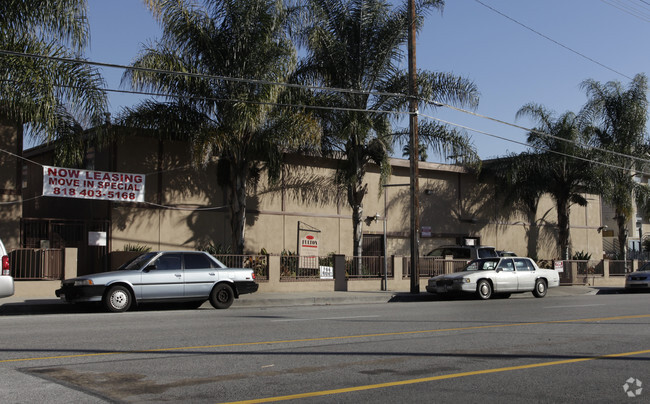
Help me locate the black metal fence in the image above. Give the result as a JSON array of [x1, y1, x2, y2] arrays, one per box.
[[10, 248, 63, 280], [280, 255, 337, 281], [403, 256, 468, 278], [214, 254, 269, 281]]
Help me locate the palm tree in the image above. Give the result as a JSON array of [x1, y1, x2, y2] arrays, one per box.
[[123, 0, 320, 254], [294, 0, 479, 259], [402, 142, 428, 162], [481, 153, 547, 259], [580, 74, 650, 259], [515, 103, 597, 260], [0, 0, 107, 152]]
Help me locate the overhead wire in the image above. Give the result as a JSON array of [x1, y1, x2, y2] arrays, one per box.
[[418, 110, 650, 176], [474, 0, 633, 80], [600, 0, 650, 22], [2, 48, 650, 177]]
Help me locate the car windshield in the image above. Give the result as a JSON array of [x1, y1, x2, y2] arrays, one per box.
[[119, 252, 157, 271], [464, 258, 500, 271]]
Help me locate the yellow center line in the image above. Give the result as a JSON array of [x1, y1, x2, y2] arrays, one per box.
[[221, 349, 650, 404], [1, 313, 649, 364]]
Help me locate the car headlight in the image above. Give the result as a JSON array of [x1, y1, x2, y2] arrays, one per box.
[[74, 279, 94, 286], [454, 278, 471, 283]]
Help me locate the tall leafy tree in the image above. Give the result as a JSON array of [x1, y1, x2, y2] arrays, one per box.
[[123, 0, 319, 253], [515, 104, 597, 260], [294, 0, 479, 259], [0, 0, 107, 153], [580, 74, 650, 258]]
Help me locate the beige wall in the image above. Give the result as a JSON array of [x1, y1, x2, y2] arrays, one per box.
[[117, 136, 604, 259], [16, 133, 604, 260]]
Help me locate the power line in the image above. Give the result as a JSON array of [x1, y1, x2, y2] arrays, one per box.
[[3, 49, 650, 171], [420, 97, 650, 167], [418, 110, 650, 176], [0, 48, 410, 101], [600, 0, 650, 22], [474, 0, 633, 80]]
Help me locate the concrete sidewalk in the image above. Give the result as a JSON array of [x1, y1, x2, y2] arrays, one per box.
[[0, 285, 616, 315]]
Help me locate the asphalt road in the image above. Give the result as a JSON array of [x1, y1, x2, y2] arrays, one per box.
[[1, 292, 649, 403]]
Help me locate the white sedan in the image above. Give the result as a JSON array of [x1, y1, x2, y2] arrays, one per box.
[[426, 257, 560, 299]]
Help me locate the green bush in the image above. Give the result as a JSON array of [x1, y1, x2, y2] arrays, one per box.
[[122, 244, 151, 252], [572, 251, 592, 261], [199, 243, 232, 255]]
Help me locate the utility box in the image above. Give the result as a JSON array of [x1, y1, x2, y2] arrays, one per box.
[[333, 254, 347, 291]]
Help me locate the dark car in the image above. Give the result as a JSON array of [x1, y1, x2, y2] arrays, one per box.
[[56, 251, 258, 312], [426, 245, 498, 260]]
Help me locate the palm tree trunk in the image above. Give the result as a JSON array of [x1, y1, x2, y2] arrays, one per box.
[[616, 212, 627, 261], [557, 199, 570, 260], [348, 182, 366, 276], [525, 210, 540, 260], [229, 161, 249, 254]]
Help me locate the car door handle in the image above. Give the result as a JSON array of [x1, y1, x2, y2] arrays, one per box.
[[175, 274, 182, 278], [208, 272, 215, 276]]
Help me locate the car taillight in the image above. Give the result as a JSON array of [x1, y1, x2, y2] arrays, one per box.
[[252, 271, 256, 280], [1, 255, 9, 276]]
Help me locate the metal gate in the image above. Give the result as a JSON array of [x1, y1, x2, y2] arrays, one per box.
[[21, 218, 111, 275]]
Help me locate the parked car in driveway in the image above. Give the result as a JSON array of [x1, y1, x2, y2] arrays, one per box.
[[625, 263, 650, 291], [426, 257, 560, 299], [55, 251, 258, 312], [0, 238, 15, 298]]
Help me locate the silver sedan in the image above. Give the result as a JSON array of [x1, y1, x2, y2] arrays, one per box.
[[625, 264, 650, 291], [55, 251, 258, 312], [426, 257, 560, 299]]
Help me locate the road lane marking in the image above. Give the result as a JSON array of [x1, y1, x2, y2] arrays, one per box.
[[221, 348, 650, 404], [544, 304, 608, 309], [271, 315, 380, 322], [2, 314, 649, 364]]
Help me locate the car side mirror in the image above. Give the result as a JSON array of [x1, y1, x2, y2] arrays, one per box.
[[495, 267, 502, 273], [144, 264, 156, 272]]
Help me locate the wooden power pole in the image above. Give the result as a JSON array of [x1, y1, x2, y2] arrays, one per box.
[[408, 0, 420, 294]]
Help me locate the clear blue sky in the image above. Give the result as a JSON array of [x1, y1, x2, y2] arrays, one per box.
[[86, 0, 650, 161]]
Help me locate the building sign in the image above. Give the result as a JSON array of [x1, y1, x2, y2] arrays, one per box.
[[88, 231, 107, 246], [319, 266, 333, 279], [43, 165, 145, 203], [299, 234, 319, 269]]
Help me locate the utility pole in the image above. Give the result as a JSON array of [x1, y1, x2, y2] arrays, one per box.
[[408, 0, 420, 294]]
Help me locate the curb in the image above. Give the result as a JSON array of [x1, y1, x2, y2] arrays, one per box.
[[0, 286, 621, 315]]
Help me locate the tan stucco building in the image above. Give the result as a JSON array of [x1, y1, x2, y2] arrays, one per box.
[[0, 128, 606, 273]]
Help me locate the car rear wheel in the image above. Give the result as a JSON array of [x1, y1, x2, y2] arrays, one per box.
[[103, 285, 132, 312], [533, 279, 547, 298], [210, 284, 234, 309], [476, 280, 492, 300]]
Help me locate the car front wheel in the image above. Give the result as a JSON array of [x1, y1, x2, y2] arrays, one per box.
[[103, 285, 132, 312], [210, 283, 234, 309], [476, 280, 492, 300], [533, 279, 547, 298]]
